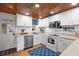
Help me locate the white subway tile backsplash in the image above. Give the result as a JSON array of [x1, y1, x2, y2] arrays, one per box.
[[15, 26, 32, 33]]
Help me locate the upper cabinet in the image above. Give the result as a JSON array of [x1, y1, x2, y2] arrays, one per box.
[[72, 7, 79, 25], [16, 7, 79, 26], [16, 14, 32, 26], [38, 18, 49, 27], [49, 14, 60, 22], [0, 12, 16, 20], [60, 7, 79, 25], [60, 10, 73, 25], [49, 7, 79, 26]]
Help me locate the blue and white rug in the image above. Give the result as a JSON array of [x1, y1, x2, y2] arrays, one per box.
[[28, 46, 57, 56]]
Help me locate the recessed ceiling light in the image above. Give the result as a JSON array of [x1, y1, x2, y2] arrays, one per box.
[[50, 11, 54, 14], [39, 16, 42, 18], [35, 4, 40, 8], [26, 12, 29, 15], [71, 3, 78, 5], [9, 5, 14, 9]]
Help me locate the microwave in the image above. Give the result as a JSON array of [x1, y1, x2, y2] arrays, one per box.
[[49, 21, 62, 28]]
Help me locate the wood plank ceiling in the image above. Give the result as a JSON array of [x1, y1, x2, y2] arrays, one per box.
[[0, 3, 79, 19]]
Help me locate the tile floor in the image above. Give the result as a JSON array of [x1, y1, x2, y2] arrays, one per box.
[[28, 46, 57, 56]]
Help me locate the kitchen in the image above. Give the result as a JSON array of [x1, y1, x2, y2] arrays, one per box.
[[0, 3, 79, 56]]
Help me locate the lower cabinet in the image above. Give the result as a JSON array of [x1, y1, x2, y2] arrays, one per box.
[[33, 34, 48, 46], [33, 34, 42, 45], [33, 34, 74, 53], [17, 36, 24, 52], [17, 35, 33, 52], [58, 38, 64, 52], [41, 34, 48, 45], [58, 37, 74, 52]]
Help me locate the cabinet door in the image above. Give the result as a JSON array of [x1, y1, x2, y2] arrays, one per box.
[[58, 38, 64, 52], [17, 36, 24, 52], [33, 34, 42, 45], [16, 14, 32, 26], [38, 18, 49, 27], [72, 7, 79, 25], [41, 34, 48, 45], [60, 10, 72, 25]]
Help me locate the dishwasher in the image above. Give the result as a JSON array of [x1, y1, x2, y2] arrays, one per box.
[[24, 35, 33, 49]]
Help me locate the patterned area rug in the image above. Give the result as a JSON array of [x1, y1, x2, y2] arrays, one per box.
[[28, 46, 57, 56]]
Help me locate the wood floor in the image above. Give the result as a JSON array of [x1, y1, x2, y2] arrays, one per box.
[[7, 44, 43, 56]]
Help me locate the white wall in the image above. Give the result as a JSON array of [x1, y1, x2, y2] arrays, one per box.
[[0, 12, 16, 51]]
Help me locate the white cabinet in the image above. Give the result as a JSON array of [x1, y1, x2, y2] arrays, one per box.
[[16, 14, 32, 26], [58, 37, 74, 52], [0, 12, 16, 21], [60, 13, 67, 25], [46, 7, 79, 25], [17, 35, 33, 52], [38, 19, 42, 27], [38, 18, 49, 27], [41, 34, 48, 45], [72, 7, 79, 25], [60, 10, 73, 25], [49, 14, 60, 25], [58, 38, 63, 52], [17, 35, 24, 52], [33, 34, 48, 46], [33, 34, 42, 45], [60, 7, 79, 25], [51, 14, 60, 22]]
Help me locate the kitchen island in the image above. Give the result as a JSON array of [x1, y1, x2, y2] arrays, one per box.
[[59, 34, 79, 56]]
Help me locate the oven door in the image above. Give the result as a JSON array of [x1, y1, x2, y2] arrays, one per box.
[[46, 36, 58, 52], [48, 37, 55, 44]]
